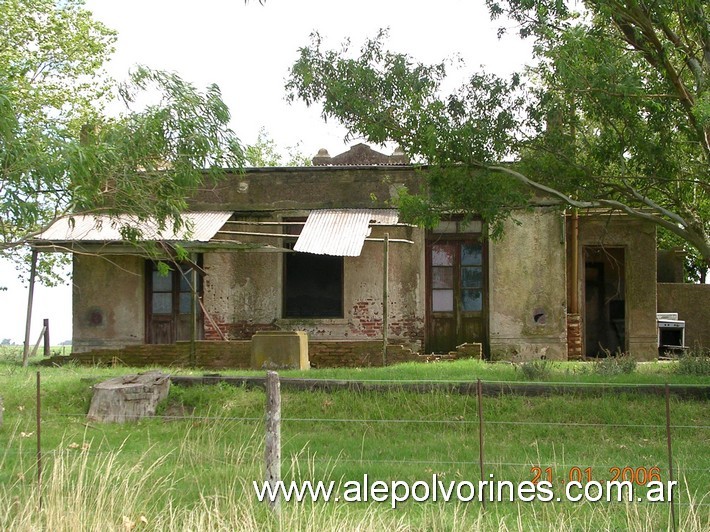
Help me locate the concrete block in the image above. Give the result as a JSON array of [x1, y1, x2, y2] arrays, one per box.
[[251, 331, 310, 370]]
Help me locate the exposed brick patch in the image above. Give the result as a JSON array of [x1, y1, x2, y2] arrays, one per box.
[[349, 299, 425, 346], [567, 313, 582, 360], [349, 299, 382, 338]]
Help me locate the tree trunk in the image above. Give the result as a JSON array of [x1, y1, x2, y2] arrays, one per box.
[[87, 372, 170, 423]]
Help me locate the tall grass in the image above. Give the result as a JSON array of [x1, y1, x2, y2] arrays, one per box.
[[0, 362, 708, 530], [1, 425, 707, 531]]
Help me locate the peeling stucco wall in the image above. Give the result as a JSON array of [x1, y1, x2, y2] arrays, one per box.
[[69, 167, 662, 365], [488, 209, 568, 361], [201, 222, 426, 351], [72, 254, 144, 352]]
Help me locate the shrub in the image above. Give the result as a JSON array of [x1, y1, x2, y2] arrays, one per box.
[[517, 359, 553, 381], [676, 349, 710, 376], [593, 354, 637, 376]]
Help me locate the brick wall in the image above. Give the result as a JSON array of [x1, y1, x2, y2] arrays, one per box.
[[44, 341, 252, 370], [46, 340, 482, 369], [309, 341, 482, 368]]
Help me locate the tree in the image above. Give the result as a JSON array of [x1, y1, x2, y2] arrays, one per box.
[[285, 1, 710, 273], [245, 127, 311, 167], [0, 0, 243, 280]]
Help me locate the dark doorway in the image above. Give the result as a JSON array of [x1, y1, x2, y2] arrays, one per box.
[[146, 260, 203, 344], [584, 247, 626, 357], [426, 238, 487, 353]]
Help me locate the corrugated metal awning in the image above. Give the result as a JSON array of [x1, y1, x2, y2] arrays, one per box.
[[294, 209, 399, 256], [34, 212, 233, 243]]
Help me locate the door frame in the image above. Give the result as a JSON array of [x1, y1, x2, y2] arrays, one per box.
[[425, 231, 489, 355], [145, 258, 204, 344]]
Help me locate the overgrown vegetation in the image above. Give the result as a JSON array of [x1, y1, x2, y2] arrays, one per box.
[[0, 0, 243, 283], [516, 359, 554, 380], [676, 348, 710, 377], [589, 354, 638, 376], [0, 361, 708, 530]]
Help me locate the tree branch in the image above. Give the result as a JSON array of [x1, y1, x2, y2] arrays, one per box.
[[480, 162, 710, 260]]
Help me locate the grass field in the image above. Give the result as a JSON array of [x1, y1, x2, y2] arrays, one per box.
[[0, 355, 708, 530]]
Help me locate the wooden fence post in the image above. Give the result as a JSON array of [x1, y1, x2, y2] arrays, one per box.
[[43, 319, 50, 357], [30, 324, 47, 358], [265, 371, 281, 513], [22, 250, 38, 367]]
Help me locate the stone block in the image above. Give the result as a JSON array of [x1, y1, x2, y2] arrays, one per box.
[[251, 331, 309, 370]]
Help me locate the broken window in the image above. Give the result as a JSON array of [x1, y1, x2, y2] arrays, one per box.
[[283, 219, 344, 318]]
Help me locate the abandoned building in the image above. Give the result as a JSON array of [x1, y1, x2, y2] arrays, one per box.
[[31, 144, 709, 368]]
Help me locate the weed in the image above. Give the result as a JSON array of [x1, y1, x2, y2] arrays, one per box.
[[676, 348, 710, 376], [517, 359, 553, 380], [592, 354, 637, 375]]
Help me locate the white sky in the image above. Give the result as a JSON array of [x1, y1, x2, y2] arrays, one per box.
[[0, 0, 532, 344]]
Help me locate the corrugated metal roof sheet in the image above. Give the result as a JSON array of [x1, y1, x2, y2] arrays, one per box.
[[35, 212, 233, 242], [294, 209, 399, 256]]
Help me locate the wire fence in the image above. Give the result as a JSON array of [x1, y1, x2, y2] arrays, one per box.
[[1, 371, 708, 519]]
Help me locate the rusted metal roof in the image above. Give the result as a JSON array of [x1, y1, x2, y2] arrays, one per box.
[[294, 209, 399, 256], [34, 212, 233, 243]]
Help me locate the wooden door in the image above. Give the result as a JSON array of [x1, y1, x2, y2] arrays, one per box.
[[146, 261, 203, 344], [426, 240, 486, 353]]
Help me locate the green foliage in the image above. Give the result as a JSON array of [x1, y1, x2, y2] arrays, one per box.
[[676, 349, 710, 376], [658, 229, 708, 283], [245, 127, 311, 167], [286, 2, 710, 263], [0, 0, 244, 280]]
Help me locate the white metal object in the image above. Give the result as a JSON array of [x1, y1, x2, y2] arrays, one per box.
[[35, 211, 233, 242], [294, 209, 399, 256], [656, 313, 685, 349]]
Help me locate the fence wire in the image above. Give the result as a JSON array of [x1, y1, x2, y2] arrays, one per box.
[[1, 373, 708, 517]]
